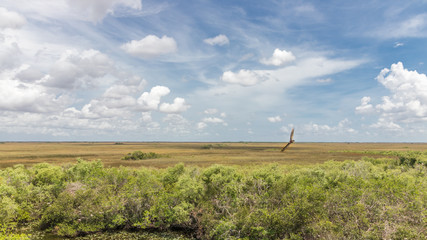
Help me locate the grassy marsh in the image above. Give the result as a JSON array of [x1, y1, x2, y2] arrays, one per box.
[[1, 142, 427, 168]]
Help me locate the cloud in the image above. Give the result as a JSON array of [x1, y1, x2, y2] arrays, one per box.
[[141, 112, 152, 122], [204, 34, 229, 46], [194, 55, 364, 126], [74, 100, 130, 119], [121, 35, 177, 58], [292, 3, 324, 22], [370, 118, 402, 131], [260, 49, 296, 66], [204, 108, 218, 114], [0, 110, 139, 138], [356, 62, 427, 124], [373, 14, 427, 39], [66, 0, 142, 23], [316, 78, 332, 83], [103, 81, 146, 99], [197, 122, 207, 130], [159, 97, 190, 113], [65, 82, 188, 119], [162, 114, 191, 135], [16, 66, 45, 82], [301, 119, 356, 135], [268, 116, 282, 123], [0, 41, 21, 70], [394, 42, 404, 48], [0, 7, 26, 29], [100, 89, 137, 109], [221, 56, 362, 89], [0, 79, 70, 113], [221, 69, 263, 86], [0, 80, 188, 138], [203, 117, 225, 124], [43, 49, 114, 89], [197, 117, 228, 129], [63, 78, 147, 119], [0, 0, 141, 24], [197, 110, 228, 130], [355, 96, 374, 114], [137, 86, 171, 111]]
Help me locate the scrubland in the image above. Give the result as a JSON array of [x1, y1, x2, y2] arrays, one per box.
[[0, 143, 426, 239]]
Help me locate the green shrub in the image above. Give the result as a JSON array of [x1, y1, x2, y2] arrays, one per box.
[[121, 151, 161, 160], [0, 158, 426, 239], [398, 151, 427, 167]]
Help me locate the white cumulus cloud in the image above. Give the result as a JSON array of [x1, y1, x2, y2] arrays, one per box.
[[221, 69, 263, 86], [137, 86, 171, 111], [355, 96, 374, 114], [121, 35, 177, 58], [159, 97, 190, 113], [43, 49, 114, 89], [0, 7, 26, 29], [0, 79, 69, 113], [203, 117, 225, 124], [260, 48, 296, 66], [356, 62, 427, 123], [204, 34, 229, 46], [268, 116, 282, 123]]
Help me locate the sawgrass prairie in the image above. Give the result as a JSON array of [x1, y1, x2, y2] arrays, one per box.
[[1, 142, 426, 168]]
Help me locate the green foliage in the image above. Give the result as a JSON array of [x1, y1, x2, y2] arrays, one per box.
[[398, 151, 427, 167], [122, 151, 162, 160], [0, 154, 426, 239], [332, 150, 427, 167], [66, 158, 104, 182]]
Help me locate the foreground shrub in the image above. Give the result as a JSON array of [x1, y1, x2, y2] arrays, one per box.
[[0, 154, 426, 239]]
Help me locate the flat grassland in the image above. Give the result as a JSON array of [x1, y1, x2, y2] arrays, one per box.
[[1, 142, 426, 168]]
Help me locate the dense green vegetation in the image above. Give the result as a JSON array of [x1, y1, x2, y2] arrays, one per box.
[[121, 151, 162, 160], [1, 152, 426, 239]]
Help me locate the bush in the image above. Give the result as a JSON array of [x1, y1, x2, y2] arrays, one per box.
[[121, 151, 162, 160], [398, 151, 427, 167], [0, 157, 425, 239]]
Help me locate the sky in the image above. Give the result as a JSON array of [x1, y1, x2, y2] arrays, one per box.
[[1, 0, 427, 142]]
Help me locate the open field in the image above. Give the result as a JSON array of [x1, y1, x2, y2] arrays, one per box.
[[1, 142, 427, 168]]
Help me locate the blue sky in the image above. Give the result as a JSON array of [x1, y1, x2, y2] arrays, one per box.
[[1, 0, 427, 142]]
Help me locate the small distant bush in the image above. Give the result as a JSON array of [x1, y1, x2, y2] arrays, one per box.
[[121, 151, 161, 160], [201, 144, 214, 149], [201, 144, 227, 149]]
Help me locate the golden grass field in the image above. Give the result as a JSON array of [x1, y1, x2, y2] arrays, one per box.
[[1, 142, 426, 169]]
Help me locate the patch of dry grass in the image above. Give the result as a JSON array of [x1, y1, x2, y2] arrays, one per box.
[[0, 142, 426, 168]]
